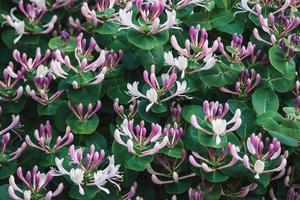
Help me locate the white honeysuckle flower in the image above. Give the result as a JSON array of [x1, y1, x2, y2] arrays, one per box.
[[164, 51, 188, 78], [30, 0, 46, 8], [54, 158, 69, 175], [2, 8, 26, 44], [145, 88, 158, 112], [93, 171, 110, 194], [201, 53, 216, 71], [211, 119, 227, 145], [174, 81, 189, 95], [253, 160, 265, 179], [36, 65, 49, 77], [70, 168, 85, 195], [50, 60, 68, 79], [127, 81, 145, 100], [24, 190, 32, 200]]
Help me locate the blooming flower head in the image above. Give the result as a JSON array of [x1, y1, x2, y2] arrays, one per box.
[[113, 98, 139, 120], [68, 100, 102, 121], [126, 65, 190, 112], [0, 133, 26, 164], [147, 150, 196, 185], [1, 0, 57, 43], [118, 0, 177, 34], [9, 166, 63, 200], [25, 121, 73, 154], [0, 63, 24, 103], [220, 68, 261, 97], [26, 73, 63, 105], [189, 143, 241, 172], [114, 119, 169, 157], [171, 25, 218, 61], [191, 101, 242, 145], [240, 133, 288, 179], [54, 144, 122, 195], [218, 33, 255, 63]]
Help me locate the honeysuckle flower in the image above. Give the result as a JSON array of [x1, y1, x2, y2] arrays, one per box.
[[191, 101, 242, 145], [126, 65, 190, 112], [118, 0, 177, 34], [188, 187, 204, 200], [235, 0, 292, 15], [1, 8, 27, 44], [0, 63, 24, 103], [13, 48, 51, 72], [252, 10, 300, 46], [279, 35, 300, 60], [0, 107, 20, 137], [171, 103, 182, 124], [114, 119, 168, 157], [30, 0, 46, 8], [113, 98, 139, 120], [2, 0, 57, 43], [25, 121, 73, 154], [0, 133, 26, 164], [251, 49, 269, 64], [171, 25, 218, 61], [54, 145, 122, 195], [218, 33, 255, 63], [68, 16, 88, 32], [105, 50, 124, 69], [164, 51, 188, 78], [220, 69, 261, 97], [81, 0, 117, 26], [189, 143, 241, 172], [162, 123, 184, 148], [241, 133, 288, 179], [26, 74, 63, 105], [166, 0, 208, 10], [9, 166, 63, 200], [122, 182, 138, 200], [68, 100, 102, 121], [287, 188, 300, 200], [147, 150, 196, 185]]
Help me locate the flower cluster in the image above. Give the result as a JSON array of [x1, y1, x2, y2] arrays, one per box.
[[54, 144, 122, 195], [25, 121, 73, 154], [114, 119, 168, 157], [191, 101, 242, 145], [118, 0, 177, 34], [9, 166, 63, 200], [2, 0, 57, 43], [127, 65, 190, 112]]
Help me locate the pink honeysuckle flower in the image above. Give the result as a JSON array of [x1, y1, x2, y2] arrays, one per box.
[[25, 121, 73, 154], [68, 100, 102, 121], [114, 119, 168, 157], [9, 166, 63, 200], [191, 101, 242, 145]]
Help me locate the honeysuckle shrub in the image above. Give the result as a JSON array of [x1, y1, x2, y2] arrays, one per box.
[[0, 0, 299, 199]]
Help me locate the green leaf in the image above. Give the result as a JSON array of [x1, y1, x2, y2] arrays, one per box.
[[95, 22, 120, 35], [181, 105, 204, 125], [216, 20, 244, 34], [0, 185, 11, 200], [185, 9, 233, 30], [269, 131, 298, 147], [66, 114, 99, 134], [164, 178, 193, 194], [252, 88, 279, 115], [0, 161, 17, 179], [37, 100, 62, 116], [236, 107, 256, 139], [127, 30, 169, 50], [269, 45, 296, 75], [199, 62, 242, 87], [67, 84, 101, 105], [125, 155, 153, 171], [85, 133, 108, 150], [48, 36, 76, 52]]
